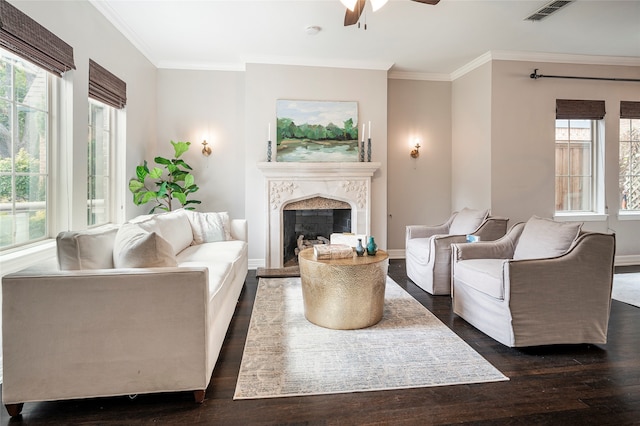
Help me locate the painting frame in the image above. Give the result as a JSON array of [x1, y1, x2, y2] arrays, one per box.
[[276, 99, 359, 162]]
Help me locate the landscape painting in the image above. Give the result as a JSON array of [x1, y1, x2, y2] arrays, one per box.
[[276, 100, 359, 162]]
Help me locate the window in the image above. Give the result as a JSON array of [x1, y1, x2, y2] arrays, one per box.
[[87, 99, 113, 226], [0, 49, 52, 250], [619, 101, 640, 212], [555, 99, 605, 214]]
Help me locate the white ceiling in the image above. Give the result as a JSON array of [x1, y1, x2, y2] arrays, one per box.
[[90, 0, 640, 78]]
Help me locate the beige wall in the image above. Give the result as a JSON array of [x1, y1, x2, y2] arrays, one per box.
[[156, 70, 246, 221], [451, 62, 492, 213], [490, 60, 640, 256], [387, 79, 452, 251], [243, 64, 388, 265]]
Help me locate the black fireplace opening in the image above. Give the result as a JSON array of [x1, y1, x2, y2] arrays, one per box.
[[283, 208, 351, 267]]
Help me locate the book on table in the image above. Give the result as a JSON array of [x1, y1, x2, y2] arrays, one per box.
[[313, 244, 353, 260]]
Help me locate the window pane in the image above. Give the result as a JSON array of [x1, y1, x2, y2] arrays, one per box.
[[556, 119, 595, 212], [0, 49, 49, 250], [88, 99, 111, 226], [619, 118, 640, 211]]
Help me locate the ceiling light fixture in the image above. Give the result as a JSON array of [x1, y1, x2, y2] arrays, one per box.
[[339, 0, 358, 11], [370, 0, 388, 12]]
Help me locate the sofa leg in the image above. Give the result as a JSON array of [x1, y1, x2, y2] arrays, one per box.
[[193, 390, 205, 403], [5, 403, 24, 417]]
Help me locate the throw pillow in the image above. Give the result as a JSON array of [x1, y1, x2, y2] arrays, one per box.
[[113, 222, 178, 268], [135, 209, 193, 254], [449, 208, 489, 235], [512, 216, 582, 260], [187, 211, 231, 244], [56, 225, 119, 270]]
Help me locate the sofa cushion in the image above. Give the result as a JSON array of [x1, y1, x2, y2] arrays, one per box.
[[454, 258, 507, 300], [513, 216, 582, 260], [134, 209, 194, 254], [186, 211, 231, 244], [113, 223, 178, 268], [449, 208, 489, 235], [57, 226, 119, 270]]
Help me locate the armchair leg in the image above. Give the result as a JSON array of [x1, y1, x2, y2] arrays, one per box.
[[5, 403, 24, 417], [193, 390, 205, 403]]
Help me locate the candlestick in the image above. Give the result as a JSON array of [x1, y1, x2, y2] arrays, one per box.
[[267, 140, 272, 162], [360, 140, 365, 162], [367, 138, 372, 162]]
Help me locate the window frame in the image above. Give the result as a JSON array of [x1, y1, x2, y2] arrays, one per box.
[[618, 117, 640, 218]]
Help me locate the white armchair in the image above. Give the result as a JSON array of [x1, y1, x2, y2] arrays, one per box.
[[405, 208, 508, 295], [451, 216, 616, 347]]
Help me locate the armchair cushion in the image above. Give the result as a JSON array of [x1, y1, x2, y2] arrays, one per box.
[[513, 216, 582, 260], [449, 208, 489, 234], [113, 223, 178, 268], [453, 258, 507, 300]]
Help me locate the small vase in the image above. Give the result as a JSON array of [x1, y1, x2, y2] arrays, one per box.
[[355, 238, 365, 256], [366, 236, 377, 256]]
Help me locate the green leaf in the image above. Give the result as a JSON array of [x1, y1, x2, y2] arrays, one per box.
[[174, 192, 187, 205], [135, 165, 148, 181], [128, 179, 145, 193], [167, 164, 178, 174], [157, 181, 168, 197], [184, 174, 194, 188], [141, 191, 157, 204], [133, 191, 146, 205], [149, 167, 163, 179], [167, 182, 182, 192], [171, 141, 191, 158], [174, 159, 192, 170], [184, 199, 201, 205], [155, 156, 171, 165]]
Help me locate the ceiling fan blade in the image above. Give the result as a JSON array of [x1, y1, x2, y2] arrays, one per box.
[[411, 0, 440, 4], [344, 0, 366, 26]]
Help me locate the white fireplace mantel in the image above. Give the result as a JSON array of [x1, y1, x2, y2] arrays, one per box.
[[257, 162, 381, 268]]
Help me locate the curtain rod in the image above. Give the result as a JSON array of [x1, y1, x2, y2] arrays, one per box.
[[530, 69, 640, 83]]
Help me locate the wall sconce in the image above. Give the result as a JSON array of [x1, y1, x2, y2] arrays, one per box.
[[410, 142, 421, 158], [201, 140, 212, 157]]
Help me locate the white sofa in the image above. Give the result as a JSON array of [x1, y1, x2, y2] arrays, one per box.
[[2, 209, 248, 416]]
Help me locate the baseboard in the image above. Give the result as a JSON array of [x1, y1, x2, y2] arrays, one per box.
[[615, 255, 640, 266], [249, 258, 265, 270], [386, 249, 405, 260]]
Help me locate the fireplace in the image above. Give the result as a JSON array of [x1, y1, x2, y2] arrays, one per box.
[[257, 161, 380, 268], [282, 197, 351, 266]]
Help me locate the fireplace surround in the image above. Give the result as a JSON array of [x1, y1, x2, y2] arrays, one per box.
[[257, 162, 381, 268]]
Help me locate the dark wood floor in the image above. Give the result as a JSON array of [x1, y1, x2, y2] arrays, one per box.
[[2, 261, 640, 425]]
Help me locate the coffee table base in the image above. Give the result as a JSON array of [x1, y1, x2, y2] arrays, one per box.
[[299, 249, 389, 330]]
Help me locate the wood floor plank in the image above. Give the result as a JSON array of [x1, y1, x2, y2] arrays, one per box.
[[1, 260, 639, 425]]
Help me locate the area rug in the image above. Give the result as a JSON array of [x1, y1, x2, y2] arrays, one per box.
[[612, 273, 640, 308], [234, 277, 508, 399]]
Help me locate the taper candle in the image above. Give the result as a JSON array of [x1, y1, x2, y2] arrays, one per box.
[[268, 123, 271, 141], [368, 121, 371, 139]]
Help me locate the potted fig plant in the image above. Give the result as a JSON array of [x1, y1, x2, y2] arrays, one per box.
[[128, 140, 201, 213]]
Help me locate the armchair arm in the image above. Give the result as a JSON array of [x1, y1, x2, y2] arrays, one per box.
[[406, 212, 456, 242], [504, 232, 615, 344], [230, 219, 248, 242], [473, 216, 509, 241], [452, 222, 525, 261]]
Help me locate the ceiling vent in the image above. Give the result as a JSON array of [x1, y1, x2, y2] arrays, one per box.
[[525, 0, 574, 21]]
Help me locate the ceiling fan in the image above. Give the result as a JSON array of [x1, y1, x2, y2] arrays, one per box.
[[341, 0, 440, 26]]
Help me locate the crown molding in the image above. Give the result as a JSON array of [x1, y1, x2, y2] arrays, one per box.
[[88, 0, 158, 67], [388, 71, 451, 82], [156, 61, 246, 72], [242, 55, 394, 72]]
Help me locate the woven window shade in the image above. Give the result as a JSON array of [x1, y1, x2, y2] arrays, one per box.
[[556, 99, 605, 120], [89, 59, 126, 109], [0, 0, 75, 76], [620, 101, 640, 119]]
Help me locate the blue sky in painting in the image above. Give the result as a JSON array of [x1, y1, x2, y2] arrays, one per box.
[[276, 100, 358, 127]]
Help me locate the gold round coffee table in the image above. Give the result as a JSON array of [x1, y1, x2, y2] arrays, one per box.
[[298, 247, 389, 330]]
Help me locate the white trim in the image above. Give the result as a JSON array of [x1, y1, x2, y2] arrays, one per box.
[[450, 52, 493, 81], [386, 249, 405, 259], [0, 240, 57, 277], [554, 213, 608, 222], [617, 212, 640, 221], [248, 258, 264, 270], [388, 71, 451, 82], [615, 255, 640, 266], [88, 0, 157, 66]]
